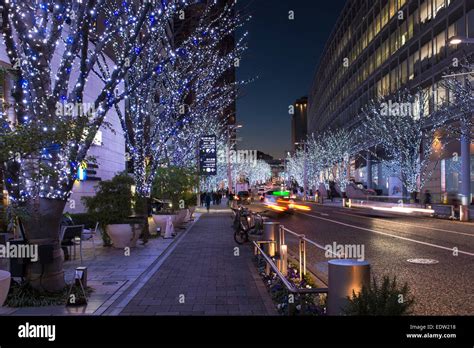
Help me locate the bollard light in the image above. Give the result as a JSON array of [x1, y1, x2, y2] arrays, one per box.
[[75, 266, 88, 288], [327, 259, 370, 315], [280, 245, 288, 276], [263, 222, 280, 257]]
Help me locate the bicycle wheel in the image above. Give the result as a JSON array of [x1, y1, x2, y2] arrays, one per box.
[[234, 228, 248, 244], [232, 211, 241, 230]]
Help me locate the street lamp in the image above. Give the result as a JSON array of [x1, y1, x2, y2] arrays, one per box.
[[448, 36, 474, 45], [295, 141, 308, 201]]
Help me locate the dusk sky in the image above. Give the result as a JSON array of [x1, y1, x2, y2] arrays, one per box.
[[236, 0, 347, 159]]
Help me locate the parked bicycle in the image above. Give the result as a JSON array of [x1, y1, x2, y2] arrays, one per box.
[[232, 206, 268, 244]]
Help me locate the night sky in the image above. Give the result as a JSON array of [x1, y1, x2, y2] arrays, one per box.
[[236, 0, 347, 159]]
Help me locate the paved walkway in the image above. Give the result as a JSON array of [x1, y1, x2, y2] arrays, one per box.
[[119, 213, 277, 316], [0, 219, 192, 315]]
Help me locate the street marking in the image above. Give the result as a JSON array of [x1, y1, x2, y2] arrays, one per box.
[[298, 212, 474, 257], [407, 258, 439, 265], [337, 211, 474, 238]]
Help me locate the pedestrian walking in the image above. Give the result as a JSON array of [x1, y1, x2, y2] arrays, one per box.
[[424, 190, 432, 208], [205, 192, 211, 212]]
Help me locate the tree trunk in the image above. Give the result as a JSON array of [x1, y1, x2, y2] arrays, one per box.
[[22, 197, 66, 292], [139, 196, 151, 244]]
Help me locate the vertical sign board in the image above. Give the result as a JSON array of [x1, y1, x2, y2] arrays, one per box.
[[199, 135, 217, 176]]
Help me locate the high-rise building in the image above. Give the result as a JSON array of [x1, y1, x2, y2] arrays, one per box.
[[308, 0, 474, 203], [291, 96, 308, 152]]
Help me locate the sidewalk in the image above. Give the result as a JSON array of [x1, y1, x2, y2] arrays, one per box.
[[0, 218, 197, 315], [117, 212, 277, 316]]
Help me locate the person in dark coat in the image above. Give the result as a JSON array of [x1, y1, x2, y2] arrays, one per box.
[[205, 193, 212, 212], [424, 190, 432, 208]]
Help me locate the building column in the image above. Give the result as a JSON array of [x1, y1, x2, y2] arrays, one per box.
[[460, 129, 471, 221], [377, 162, 384, 192], [366, 151, 373, 190]]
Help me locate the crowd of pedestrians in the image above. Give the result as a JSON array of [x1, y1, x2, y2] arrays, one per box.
[[200, 190, 227, 212]]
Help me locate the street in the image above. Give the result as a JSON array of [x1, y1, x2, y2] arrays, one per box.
[[248, 200, 474, 315]]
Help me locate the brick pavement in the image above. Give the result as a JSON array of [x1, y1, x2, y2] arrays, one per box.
[[120, 213, 277, 316]]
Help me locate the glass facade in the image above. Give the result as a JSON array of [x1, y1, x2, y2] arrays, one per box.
[[441, 154, 474, 203], [308, 0, 474, 203], [309, 0, 472, 132]]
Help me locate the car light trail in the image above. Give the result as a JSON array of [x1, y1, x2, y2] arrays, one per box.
[[265, 204, 287, 212], [371, 206, 435, 214], [292, 204, 311, 211]]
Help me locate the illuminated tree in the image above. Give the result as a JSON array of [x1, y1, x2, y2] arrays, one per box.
[[440, 60, 474, 209], [0, 0, 186, 291], [110, 1, 247, 239], [361, 88, 449, 198]]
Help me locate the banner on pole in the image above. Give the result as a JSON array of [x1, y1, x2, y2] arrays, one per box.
[[199, 135, 217, 176]]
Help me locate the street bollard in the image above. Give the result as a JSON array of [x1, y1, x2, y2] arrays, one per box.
[[327, 259, 370, 315], [278, 225, 285, 255], [262, 222, 280, 275], [298, 237, 306, 280], [262, 222, 280, 257], [280, 244, 288, 276]]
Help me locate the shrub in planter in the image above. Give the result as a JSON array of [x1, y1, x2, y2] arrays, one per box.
[[183, 191, 197, 209], [152, 166, 197, 212], [343, 275, 415, 316], [82, 173, 136, 247]]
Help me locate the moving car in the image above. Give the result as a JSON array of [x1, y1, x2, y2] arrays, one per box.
[[263, 190, 295, 214], [236, 191, 251, 205]]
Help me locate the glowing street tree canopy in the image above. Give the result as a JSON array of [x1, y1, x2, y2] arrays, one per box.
[[0, 0, 201, 291]]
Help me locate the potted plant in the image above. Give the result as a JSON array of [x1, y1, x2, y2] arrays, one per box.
[[83, 173, 143, 248], [152, 166, 197, 232], [343, 275, 415, 315], [0, 270, 11, 306], [183, 191, 197, 221]]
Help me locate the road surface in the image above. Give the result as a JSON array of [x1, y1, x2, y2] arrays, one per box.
[[247, 200, 474, 315]]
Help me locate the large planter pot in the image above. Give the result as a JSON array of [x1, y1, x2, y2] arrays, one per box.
[[174, 209, 188, 227], [152, 215, 176, 237], [188, 206, 196, 219], [184, 207, 196, 222], [148, 217, 159, 235], [106, 224, 141, 249], [0, 270, 11, 307]]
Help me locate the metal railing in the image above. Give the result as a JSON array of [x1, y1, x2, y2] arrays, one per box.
[[253, 241, 328, 295], [253, 220, 372, 315], [279, 225, 340, 282]]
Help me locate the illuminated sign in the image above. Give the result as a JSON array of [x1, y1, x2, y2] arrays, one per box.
[[77, 162, 88, 181], [199, 135, 217, 176]]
